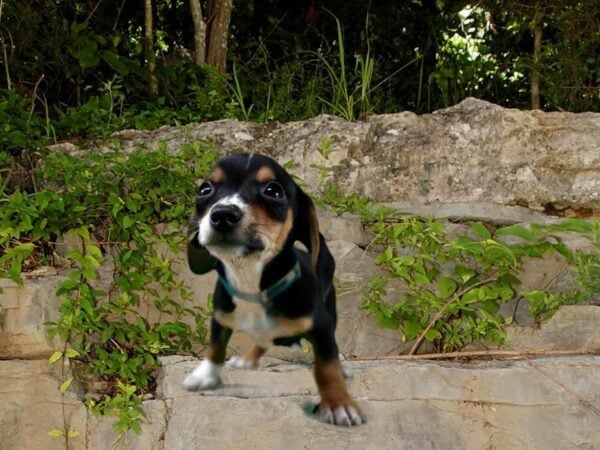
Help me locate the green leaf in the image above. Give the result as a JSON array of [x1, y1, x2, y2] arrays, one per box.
[[470, 222, 491, 239], [424, 328, 442, 341], [496, 224, 536, 241], [13, 242, 35, 255], [462, 289, 481, 304], [437, 277, 457, 299], [67, 226, 90, 241], [86, 245, 103, 260], [481, 299, 500, 315], [67, 430, 80, 438], [413, 273, 430, 285], [454, 266, 476, 283], [550, 219, 592, 234], [101, 50, 131, 76], [48, 429, 64, 437], [130, 421, 142, 435], [82, 267, 97, 281], [497, 273, 521, 286], [48, 351, 63, 365], [551, 240, 573, 260], [376, 314, 398, 329], [65, 348, 80, 358], [125, 197, 141, 212], [123, 216, 135, 229], [403, 320, 422, 339], [59, 377, 74, 393]]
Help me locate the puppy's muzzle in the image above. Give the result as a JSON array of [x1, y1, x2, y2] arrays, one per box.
[[210, 204, 243, 233]]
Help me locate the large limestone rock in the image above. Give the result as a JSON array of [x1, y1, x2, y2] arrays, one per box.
[[56, 98, 600, 212], [3, 354, 599, 449], [157, 355, 600, 450]]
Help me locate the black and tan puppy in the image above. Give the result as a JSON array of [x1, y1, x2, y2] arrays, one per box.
[[182, 153, 365, 426]]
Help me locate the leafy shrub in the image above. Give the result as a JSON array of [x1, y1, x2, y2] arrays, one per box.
[[1, 139, 218, 433], [0, 90, 50, 153], [364, 217, 600, 352], [321, 189, 600, 353]]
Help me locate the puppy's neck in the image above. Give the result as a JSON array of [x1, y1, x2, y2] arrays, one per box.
[[216, 247, 296, 294], [215, 247, 276, 293]]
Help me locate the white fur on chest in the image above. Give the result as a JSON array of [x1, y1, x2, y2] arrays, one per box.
[[208, 232, 312, 346], [215, 300, 278, 347], [233, 301, 275, 332], [214, 299, 313, 348]]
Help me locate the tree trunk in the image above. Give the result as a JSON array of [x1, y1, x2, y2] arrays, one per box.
[[144, 0, 158, 96], [189, 0, 207, 65], [206, 0, 233, 73], [531, 2, 543, 110]]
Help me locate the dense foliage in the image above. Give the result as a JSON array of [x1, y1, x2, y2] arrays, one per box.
[[1, 140, 218, 436], [0, 1, 598, 149], [320, 187, 600, 354]]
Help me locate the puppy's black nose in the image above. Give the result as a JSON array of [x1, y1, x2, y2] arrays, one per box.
[[210, 204, 243, 232]]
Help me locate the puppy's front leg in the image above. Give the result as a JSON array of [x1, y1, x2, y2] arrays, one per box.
[[182, 318, 232, 391], [312, 327, 366, 426]]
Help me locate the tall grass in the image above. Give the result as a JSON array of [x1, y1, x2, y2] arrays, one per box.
[[230, 62, 254, 121], [306, 10, 375, 120]]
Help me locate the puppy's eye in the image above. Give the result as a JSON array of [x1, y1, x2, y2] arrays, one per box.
[[262, 181, 285, 200], [197, 181, 213, 197]]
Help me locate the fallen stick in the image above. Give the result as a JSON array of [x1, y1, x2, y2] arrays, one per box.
[[350, 349, 600, 361]]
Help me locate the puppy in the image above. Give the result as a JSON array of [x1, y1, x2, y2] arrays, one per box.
[[182, 153, 365, 426]]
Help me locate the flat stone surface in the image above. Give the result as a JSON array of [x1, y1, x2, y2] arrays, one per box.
[[159, 356, 600, 450], [0, 360, 87, 450], [86, 400, 167, 450], [317, 207, 367, 246], [506, 305, 600, 352], [0, 277, 63, 358], [382, 201, 562, 225]]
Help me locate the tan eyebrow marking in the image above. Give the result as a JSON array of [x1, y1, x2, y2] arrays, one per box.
[[208, 167, 225, 183], [256, 166, 275, 183]]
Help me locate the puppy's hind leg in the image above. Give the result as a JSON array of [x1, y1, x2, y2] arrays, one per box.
[[227, 345, 266, 369], [182, 319, 232, 391]]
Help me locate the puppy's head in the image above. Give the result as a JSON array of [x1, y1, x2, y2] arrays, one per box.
[[187, 154, 319, 274]]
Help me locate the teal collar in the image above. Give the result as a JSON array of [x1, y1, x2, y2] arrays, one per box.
[[218, 261, 302, 306]]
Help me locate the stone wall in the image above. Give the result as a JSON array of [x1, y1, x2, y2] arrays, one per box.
[[58, 97, 600, 213], [3, 99, 600, 448]]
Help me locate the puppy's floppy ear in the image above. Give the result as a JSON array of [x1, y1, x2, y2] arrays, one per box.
[[187, 213, 216, 275], [294, 187, 321, 270]]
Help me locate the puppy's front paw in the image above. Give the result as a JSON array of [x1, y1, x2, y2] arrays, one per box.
[[182, 359, 222, 391], [227, 355, 256, 369], [315, 401, 366, 426]]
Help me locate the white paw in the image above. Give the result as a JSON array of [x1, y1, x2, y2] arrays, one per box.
[[181, 359, 222, 391], [342, 366, 353, 379], [317, 403, 366, 427], [227, 355, 256, 369]]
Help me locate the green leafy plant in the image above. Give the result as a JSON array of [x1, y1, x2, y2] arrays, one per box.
[[317, 136, 334, 159], [320, 188, 600, 353], [0, 89, 50, 153], [368, 217, 599, 352], [1, 140, 218, 435]]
